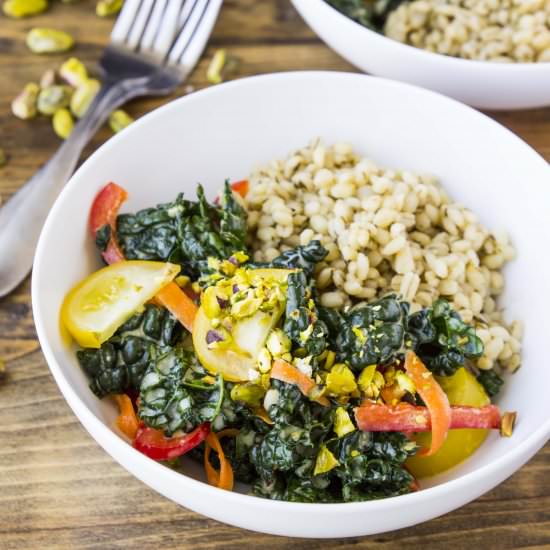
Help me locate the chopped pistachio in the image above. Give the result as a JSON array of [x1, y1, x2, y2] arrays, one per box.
[[11, 83, 40, 119], [52, 108, 74, 139], [109, 109, 134, 133], [325, 363, 357, 395], [230, 383, 265, 408], [395, 371, 416, 394], [324, 350, 336, 370], [257, 347, 272, 374], [96, 0, 122, 16], [202, 286, 221, 319], [314, 445, 339, 476], [174, 275, 190, 288], [334, 407, 355, 438], [266, 328, 291, 357], [39, 69, 56, 88], [70, 78, 100, 118], [59, 57, 88, 87], [231, 292, 262, 319], [206, 48, 240, 84], [0, 148, 7, 168], [26, 28, 74, 54], [37, 85, 72, 115], [2, 0, 48, 18], [358, 364, 377, 392], [500, 411, 517, 437]]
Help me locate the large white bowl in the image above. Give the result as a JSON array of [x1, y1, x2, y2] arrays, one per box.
[[33, 72, 550, 538], [291, 0, 550, 110]]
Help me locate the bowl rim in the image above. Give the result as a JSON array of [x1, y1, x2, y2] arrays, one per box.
[[305, 0, 550, 71], [32, 70, 550, 513]]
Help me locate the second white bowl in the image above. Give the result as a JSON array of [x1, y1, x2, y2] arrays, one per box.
[[292, 0, 550, 110]]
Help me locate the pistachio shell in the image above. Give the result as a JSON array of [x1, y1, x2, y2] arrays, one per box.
[[26, 28, 74, 54], [2, 0, 48, 18]]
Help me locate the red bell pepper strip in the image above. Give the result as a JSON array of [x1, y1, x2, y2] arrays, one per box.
[[133, 422, 210, 461], [354, 402, 502, 432], [89, 182, 127, 264], [404, 351, 451, 456]]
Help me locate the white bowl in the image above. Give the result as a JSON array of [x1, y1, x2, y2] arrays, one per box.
[[291, 0, 550, 110], [33, 72, 550, 538]]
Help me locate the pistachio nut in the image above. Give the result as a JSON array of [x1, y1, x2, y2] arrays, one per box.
[[70, 78, 100, 118], [26, 28, 74, 54], [2, 0, 48, 18], [52, 108, 74, 139], [39, 68, 56, 88], [0, 148, 7, 168], [108, 109, 133, 133], [11, 82, 40, 120], [37, 85, 72, 116], [59, 57, 88, 87], [96, 0, 122, 16], [206, 48, 240, 84]]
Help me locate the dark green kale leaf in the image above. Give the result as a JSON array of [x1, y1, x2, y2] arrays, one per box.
[[95, 224, 111, 252], [327, 295, 406, 371], [414, 299, 484, 376], [325, 0, 406, 31], [77, 304, 182, 398], [283, 271, 329, 357], [283, 475, 333, 503], [115, 181, 247, 279], [330, 431, 417, 502], [138, 348, 234, 436], [267, 240, 328, 278], [477, 368, 504, 398], [320, 295, 484, 376]]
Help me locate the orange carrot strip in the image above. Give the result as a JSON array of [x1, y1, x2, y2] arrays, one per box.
[[204, 431, 235, 491], [114, 394, 139, 440], [404, 351, 451, 457], [271, 359, 330, 407], [155, 281, 198, 333]]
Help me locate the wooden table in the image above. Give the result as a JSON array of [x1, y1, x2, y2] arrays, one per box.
[[1, 1, 549, 548]]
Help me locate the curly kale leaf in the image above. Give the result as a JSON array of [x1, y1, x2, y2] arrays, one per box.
[[321, 295, 484, 375], [77, 304, 182, 398], [267, 240, 328, 278], [325, 0, 406, 31], [283, 271, 329, 357], [330, 431, 417, 502], [138, 348, 232, 436], [326, 295, 406, 371], [414, 299, 484, 376], [115, 181, 247, 279], [477, 369, 504, 398]]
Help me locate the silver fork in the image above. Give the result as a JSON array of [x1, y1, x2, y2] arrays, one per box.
[[0, 0, 222, 297]]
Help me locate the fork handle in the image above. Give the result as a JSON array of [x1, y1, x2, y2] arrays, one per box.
[[0, 80, 142, 297]]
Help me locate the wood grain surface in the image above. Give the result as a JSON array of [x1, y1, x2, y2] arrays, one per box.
[[1, 1, 549, 548]]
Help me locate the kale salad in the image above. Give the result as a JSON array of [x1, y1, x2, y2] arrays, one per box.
[[60, 178, 516, 503]]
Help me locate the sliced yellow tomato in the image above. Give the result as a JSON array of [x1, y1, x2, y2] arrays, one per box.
[[406, 367, 490, 478], [61, 260, 180, 348], [192, 268, 292, 382]]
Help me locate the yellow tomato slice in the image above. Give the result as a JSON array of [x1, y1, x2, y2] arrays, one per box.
[[192, 267, 292, 382], [406, 367, 490, 478], [61, 260, 180, 348]]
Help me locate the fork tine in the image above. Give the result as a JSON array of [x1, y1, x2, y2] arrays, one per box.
[[169, 0, 222, 69], [151, 0, 188, 57], [126, 0, 155, 50], [110, 0, 141, 46], [139, 0, 168, 52]]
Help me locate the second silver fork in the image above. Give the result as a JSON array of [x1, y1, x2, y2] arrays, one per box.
[[0, 0, 222, 298]]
